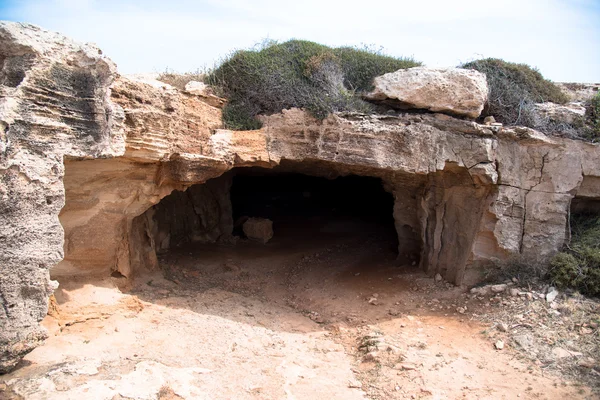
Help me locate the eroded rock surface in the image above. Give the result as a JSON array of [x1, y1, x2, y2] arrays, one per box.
[[1, 22, 600, 372], [365, 67, 488, 118], [0, 22, 124, 373]]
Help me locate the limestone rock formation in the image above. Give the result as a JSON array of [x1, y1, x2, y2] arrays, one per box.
[[243, 218, 274, 244], [0, 21, 124, 373], [365, 67, 488, 118], [184, 80, 226, 108], [1, 22, 600, 373], [533, 102, 587, 126]]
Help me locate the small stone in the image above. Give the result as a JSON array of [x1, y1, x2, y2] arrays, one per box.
[[484, 116, 496, 125], [552, 347, 583, 359], [580, 327, 593, 335], [546, 289, 559, 303], [348, 380, 363, 388], [243, 217, 274, 244], [578, 358, 595, 368], [513, 334, 533, 350], [456, 307, 466, 314], [490, 284, 507, 293], [184, 80, 209, 95], [435, 273, 443, 282], [470, 286, 489, 296], [398, 362, 417, 370], [496, 322, 508, 332], [509, 288, 519, 297], [495, 340, 504, 350], [368, 297, 378, 306]]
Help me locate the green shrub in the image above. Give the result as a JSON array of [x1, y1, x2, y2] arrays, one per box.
[[460, 58, 568, 127], [549, 213, 600, 296], [583, 92, 600, 141], [206, 40, 420, 130]]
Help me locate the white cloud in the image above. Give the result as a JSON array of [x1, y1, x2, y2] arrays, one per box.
[[3, 0, 599, 81]]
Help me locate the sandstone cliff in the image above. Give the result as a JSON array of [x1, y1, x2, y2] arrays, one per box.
[[1, 21, 599, 373]]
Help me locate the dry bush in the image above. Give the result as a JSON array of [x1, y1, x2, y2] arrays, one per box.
[[205, 40, 420, 130], [460, 58, 567, 126]]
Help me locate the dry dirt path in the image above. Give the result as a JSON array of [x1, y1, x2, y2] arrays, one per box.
[[1, 227, 597, 399]]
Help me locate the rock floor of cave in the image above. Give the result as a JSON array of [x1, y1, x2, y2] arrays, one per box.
[[158, 216, 406, 320]]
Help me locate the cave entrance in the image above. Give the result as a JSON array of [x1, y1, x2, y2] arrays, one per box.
[[137, 167, 422, 297], [229, 169, 399, 251]]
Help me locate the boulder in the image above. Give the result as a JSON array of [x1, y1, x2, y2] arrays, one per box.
[[185, 80, 210, 96], [365, 67, 488, 118], [243, 218, 274, 244]]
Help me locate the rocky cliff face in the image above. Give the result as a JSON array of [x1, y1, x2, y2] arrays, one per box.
[[0, 22, 125, 373], [1, 21, 599, 373]]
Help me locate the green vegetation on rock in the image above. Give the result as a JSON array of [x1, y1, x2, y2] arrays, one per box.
[[460, 58, 568, 127], [584, 92, 600, 141], [205, 40, 420, 130], [549, 213, 600, 296]]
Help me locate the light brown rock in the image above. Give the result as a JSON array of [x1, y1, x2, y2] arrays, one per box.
[[533, 102, 587, 126], [365, 67, 488, 118]]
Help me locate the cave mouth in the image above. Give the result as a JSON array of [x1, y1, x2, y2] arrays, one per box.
[[139, 167, 422, 292], [229, 168, 399, 250]]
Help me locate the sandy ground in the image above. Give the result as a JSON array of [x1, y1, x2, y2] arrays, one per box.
[[1, 220, 597, 399]]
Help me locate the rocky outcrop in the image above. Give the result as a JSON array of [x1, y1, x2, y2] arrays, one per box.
[[1, 22, 600, 372], [0, 22, 125, 373], [365, 67, 488, 118]]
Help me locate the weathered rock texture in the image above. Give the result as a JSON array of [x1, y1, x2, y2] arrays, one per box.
[[243, 217, 274, 244], [0, 22, 125, 373], [1, 22, 600, 372], [365, 67, 489, 118]]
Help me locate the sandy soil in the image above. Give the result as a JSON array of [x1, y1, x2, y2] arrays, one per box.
[[1, 220, 597, 399]]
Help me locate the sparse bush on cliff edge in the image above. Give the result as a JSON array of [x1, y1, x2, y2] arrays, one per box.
[[205, 40, 421, 130], [584, 92, 600, 141], [461, 58, 568, 127]]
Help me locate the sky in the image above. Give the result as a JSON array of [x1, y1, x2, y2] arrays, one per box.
[[1, 0, 599, 82]]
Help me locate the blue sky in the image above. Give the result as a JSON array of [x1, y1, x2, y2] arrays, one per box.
[[1, 0, 599, 82]]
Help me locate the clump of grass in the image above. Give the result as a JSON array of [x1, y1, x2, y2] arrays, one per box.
[[205, 40, 420, 130], [482, 255, 548, 286], [549, 213, 600, 296], [460, 58, 568, 128], [157, 70, 205, 90]]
